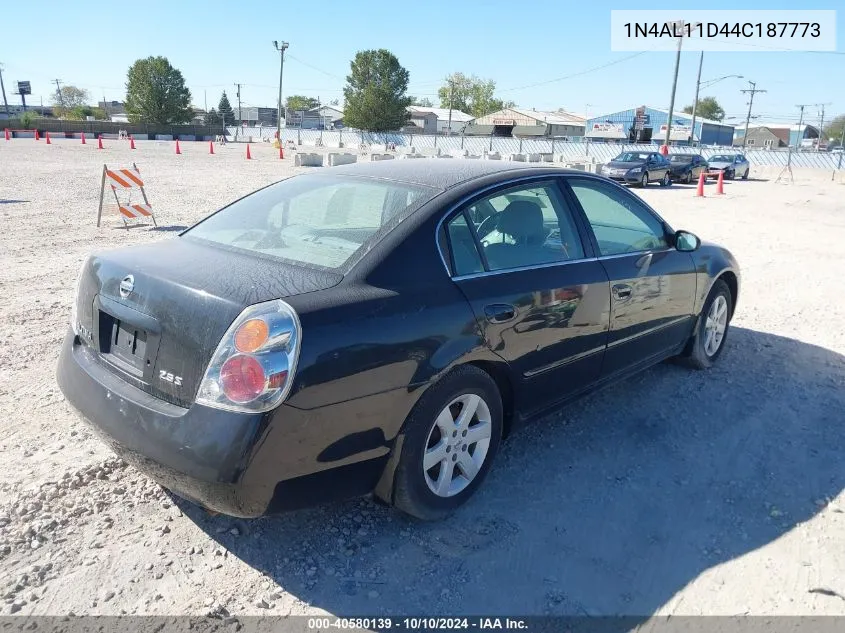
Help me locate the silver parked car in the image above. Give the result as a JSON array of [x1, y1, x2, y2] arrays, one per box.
[[707, 154, 750, 180]]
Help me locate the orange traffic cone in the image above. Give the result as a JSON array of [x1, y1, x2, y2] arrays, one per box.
[[209, 140, 215, 155], [279, 145, 284, 159], [34, 129, 40, 141], [716, 170, 725, 195], [696, 172, 705, 197], [4, 128, 9, 141], [81, 132, 86, 144], [45, 131, 51, 144], [130, 135, 136, 150], [246, 143, 252, 160], [98, 135, 104, 149]]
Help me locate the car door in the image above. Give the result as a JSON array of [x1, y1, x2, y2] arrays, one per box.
[[648, 154, 668, 181], [441, 178, 611, 414], [564, 176, 698, 379]]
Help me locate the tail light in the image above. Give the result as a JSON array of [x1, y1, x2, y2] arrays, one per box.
[[70, 257, 90, 336], [196, 299, 301, 413]]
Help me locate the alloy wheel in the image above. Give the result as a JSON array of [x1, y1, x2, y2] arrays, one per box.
[[423, 393, 492, 498], [641, 172, 648, 187], [703, 295, 729, 357]]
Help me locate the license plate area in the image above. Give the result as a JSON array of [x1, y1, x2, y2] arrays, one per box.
[[104, 317, 148, 375], [94, 295, 161, 383]]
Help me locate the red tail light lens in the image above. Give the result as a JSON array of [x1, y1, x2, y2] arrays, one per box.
[[219, 355, 266, 403], [196, 299, 301, 413]]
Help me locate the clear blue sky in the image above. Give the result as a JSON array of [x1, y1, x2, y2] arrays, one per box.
[[1, 0, 842, 126]]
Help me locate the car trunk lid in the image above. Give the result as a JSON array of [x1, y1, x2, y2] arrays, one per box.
[[74, 237, 341, 407]]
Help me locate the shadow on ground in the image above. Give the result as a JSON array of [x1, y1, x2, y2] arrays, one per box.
[[0, 199, 29, 204], [178, 326, 845, 616]]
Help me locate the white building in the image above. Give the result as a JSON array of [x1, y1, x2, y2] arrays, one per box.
[[406, 106, 473, 135]]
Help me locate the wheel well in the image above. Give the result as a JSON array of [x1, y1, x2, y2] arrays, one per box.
[[718, 271, 738, 317], [466, 360, 515, 438]]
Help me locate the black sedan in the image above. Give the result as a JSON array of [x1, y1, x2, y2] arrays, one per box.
[[599, 151, 672, 187], [668, 153, 709, 184], [58, 161, 740, 521]]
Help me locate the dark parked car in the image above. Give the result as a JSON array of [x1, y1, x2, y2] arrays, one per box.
[[668, 154, 709, 184], [58, 161, 740, 520], [600, 151, 672, 187]]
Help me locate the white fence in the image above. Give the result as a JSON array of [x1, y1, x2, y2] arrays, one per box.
[[227, 127, 845, 170]]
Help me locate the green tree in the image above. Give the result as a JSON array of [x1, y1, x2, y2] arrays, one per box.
[[822, 114, 845, 146], [285, 95, 320, 113], [438, 73, 514, 118], [682, 96, 725, 122], [205, 108, 222, 127], [343, 49, 412, 132], [218, 91, 235, 125], [410, 96, 433, 107], [50, 85, 91, 113], [20, 110, 37, 128], [124, 56, 193, 125]]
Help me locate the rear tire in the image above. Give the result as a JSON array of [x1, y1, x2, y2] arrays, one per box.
[[392, 365, 503, 521], [679, 279, 733, 370], [660, 172, 671, 187]]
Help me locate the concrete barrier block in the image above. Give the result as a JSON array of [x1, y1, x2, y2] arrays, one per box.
[[295, 153, 324, 167], [508, 153, 527, 162], [155, 134, 174, 141], [399, 153, 425, 159], [450, 148, 469, 157], [526, 153, 542, 163], [540, 153, 554, 163], [327, 153, 357, 167], [369, 153, 395, 161], [483, 151, 501, 160]]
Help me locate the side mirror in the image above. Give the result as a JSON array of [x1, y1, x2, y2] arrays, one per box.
[[674, 230, 701, 252]]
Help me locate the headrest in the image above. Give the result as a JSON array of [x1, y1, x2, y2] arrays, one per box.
[[497, 200, 545, 243]]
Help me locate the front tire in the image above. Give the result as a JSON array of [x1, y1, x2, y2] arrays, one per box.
[[684, 171, 693, 184], [392, 365, 503, 521], [741, 169, 749, 180], [640, 172, 649, 187], [679, 279, 733, 370], [660, 172, 671, 187], [726, 169, 735, 180]]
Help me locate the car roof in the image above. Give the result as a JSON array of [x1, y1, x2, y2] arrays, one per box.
[[319, 159, 554, 190]]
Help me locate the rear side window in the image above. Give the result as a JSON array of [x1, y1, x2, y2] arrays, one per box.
[[186, 174, 435, 269]]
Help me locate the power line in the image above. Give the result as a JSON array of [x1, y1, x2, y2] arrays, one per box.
[[286, 53, 344, 80], [499, 51, 649, 93]]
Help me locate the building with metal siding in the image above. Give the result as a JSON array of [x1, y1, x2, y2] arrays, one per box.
[[585, 106, 735, 146], [465, 108, 585, 138]]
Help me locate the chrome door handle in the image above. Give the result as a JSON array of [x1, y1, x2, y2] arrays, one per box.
[[484, 303, 517, 324], [612, 284, 632, 300]]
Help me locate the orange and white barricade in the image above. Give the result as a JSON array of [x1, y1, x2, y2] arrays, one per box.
[[97, 163, 157, 228]]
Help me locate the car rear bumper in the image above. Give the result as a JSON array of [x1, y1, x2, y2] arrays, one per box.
[[56, 331, 390, 517]]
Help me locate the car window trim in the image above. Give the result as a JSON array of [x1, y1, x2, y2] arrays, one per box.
[[435, 175, 591, 278], [560, 174, 675, 257]]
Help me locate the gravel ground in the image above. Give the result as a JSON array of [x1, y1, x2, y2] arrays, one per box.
[[1, 138, 845, 618]]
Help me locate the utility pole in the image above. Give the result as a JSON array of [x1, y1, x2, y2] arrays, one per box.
[[0, 63, 10, 117], [689, 51, 704, 146], [777, 104, 807, 183], [446, 79, 455, 137], [234, 83, 242, 125], [53, 79, 64, 108], [273, 41, 289, 142], [740, 81, 766, 148], [663, 19, 693, 153], [815, 103, 831, 151]]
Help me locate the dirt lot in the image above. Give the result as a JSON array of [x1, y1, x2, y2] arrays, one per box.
[[1, 138, 844, 618]]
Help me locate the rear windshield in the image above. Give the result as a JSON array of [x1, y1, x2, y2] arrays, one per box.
[[670, 155, 694, 163], [185, 174, 436, 269]]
